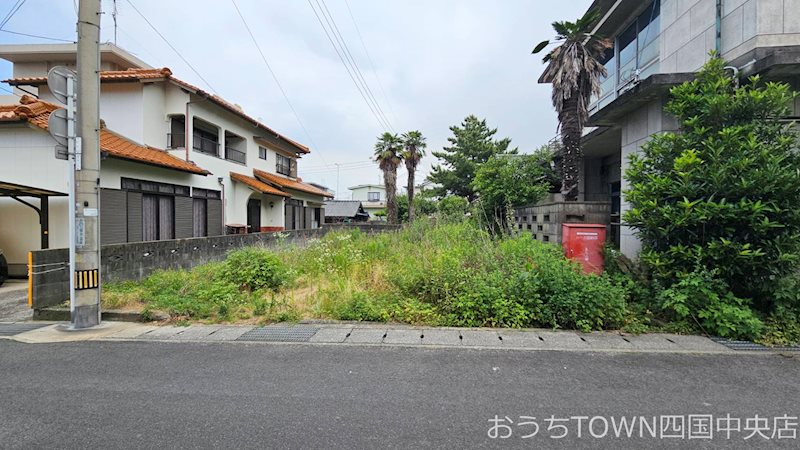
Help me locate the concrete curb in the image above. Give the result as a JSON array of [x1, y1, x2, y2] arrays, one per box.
[[4, 322, 790, 355]]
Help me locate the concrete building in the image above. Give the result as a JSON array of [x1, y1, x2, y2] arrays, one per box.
[[348, 184, 387, 219], [0, 44, 331, 277], [570, 0, 800, 257]]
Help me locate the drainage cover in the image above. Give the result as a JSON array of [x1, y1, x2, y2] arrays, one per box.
[[0, 323, 49, 336], [237, 326, 318, 342], [710, 338, 800, 352]]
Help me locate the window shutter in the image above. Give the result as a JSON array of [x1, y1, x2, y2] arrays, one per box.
[[207, 198, 223, 236], [100, 189, 127, 245], [174, 196, 193, 239], [126, 192, 143, 242]]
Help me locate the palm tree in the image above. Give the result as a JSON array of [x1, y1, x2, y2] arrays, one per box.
[[401, 131, 427, 222], [374, 132, 403, 224], [533, 9, 610, 201]]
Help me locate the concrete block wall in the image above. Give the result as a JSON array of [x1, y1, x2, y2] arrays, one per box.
[[514, 201, 611, 245], [27, 224, 399, 309]]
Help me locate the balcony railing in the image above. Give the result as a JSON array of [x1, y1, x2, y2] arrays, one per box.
[[167, 132, 185, 149], [225, 147, 247, 165], [193, 135, 220, 156]]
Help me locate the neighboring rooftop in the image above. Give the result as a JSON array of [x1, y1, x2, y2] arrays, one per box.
[[254, 168, 333, 198], [229, 172, 290, 197], [0, 95, 208, 175], [323, 200, 369, 219], [0, 43, 150, 70], [348, 184, 385, 190], [4, 67, 311, 155]]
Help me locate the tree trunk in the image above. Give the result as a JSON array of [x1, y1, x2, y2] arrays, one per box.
[[559, 95, 582, 202], [385, 167, 398, 224], [406, 161, 416, 222]]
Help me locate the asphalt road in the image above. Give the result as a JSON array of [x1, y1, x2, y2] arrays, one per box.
[[1, 340, 798, 449]]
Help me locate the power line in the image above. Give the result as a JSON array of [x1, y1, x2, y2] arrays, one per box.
[[302, 159, 374, 170], [123, 0, 218, 94], [0, 0, 25, 30], [317, 0, 394, 132], [0, 29, 74, 43], [306, 0, 391, 132], [343, 0, 399, 127], [229, 0, 326, 164]]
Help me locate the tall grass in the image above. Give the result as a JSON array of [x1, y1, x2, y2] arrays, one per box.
[[103, 218, 628, 330]]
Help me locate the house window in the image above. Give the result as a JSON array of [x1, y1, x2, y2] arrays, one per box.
[[276, 153, 291, 176], [142, 194, 174, 241], [121, 178, 191, 241], [168, 116, 185, 149], [259, 146, 267, 160], [367, 192, 381, 202], [191, 188, 221, 237], [192, 119, 220, 156]]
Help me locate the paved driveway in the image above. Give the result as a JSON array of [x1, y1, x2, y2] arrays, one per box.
[[0, 280, 30, 321]]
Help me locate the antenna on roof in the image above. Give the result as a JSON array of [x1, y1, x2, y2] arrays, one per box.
[[112, 0, 118, 45]]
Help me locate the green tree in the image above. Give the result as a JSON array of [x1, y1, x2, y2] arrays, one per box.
[[397, 192, 438, 223], [401, 130, 427, 222], [624, 57, 800, 303], [428, 115, 515, 201], [533, 9, 610, 201], [472, 153, 551, 231], [374, 132, 403, 224]]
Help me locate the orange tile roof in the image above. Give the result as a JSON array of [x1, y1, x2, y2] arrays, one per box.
[[5, 68, 310, 154], [0, 95, 209, 175], [0, 94, 60, 129], [253, 168, 333, 198], [230, 172, 290, 197], [100, 129, 209, 175]]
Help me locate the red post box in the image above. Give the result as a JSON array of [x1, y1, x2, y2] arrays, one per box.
[[562, 223, 607, 274]]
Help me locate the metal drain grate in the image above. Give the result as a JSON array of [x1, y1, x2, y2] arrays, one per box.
[[237, 326, 318, 342], [711, 338, 800, 352], [0, 323, 49, 336]]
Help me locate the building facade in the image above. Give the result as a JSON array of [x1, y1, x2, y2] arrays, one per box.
[[0, 44, 330, 276], [348, 184, 387, 219], [568, 0, 800, 257]]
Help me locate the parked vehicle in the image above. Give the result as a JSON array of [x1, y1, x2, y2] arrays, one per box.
[[0, 249, 7, 287]]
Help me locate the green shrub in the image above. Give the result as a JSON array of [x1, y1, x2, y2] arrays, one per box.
[[624, 57, 800, 302], [657, 269, 763, 339], [221, 247, 293, 292]]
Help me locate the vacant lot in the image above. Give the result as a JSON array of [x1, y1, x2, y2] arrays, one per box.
[[103, 219, 630, 330]]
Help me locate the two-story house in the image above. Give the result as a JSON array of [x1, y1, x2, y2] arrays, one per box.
[[556, 0, 800, 257], [0, 43, 330, 277], [348, 184, 387, 219]]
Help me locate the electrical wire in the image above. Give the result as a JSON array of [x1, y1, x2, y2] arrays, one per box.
[[229, 0, 326, 164], [123, 0, 218, 94], [306, 0, 391, 132], [343, 0, 399, 127], [317, 0, 393, 132], [0, 0, 25, 30], [0, 29, 74, 42]]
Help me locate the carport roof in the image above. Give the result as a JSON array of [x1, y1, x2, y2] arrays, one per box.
[[0, 181, 66, 197]]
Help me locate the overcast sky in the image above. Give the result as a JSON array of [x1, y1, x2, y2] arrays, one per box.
[[0, 0, 590, 197]]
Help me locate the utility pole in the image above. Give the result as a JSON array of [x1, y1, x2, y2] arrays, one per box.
[[335, 163, 340, 200], [73, 0, 102, 328]]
